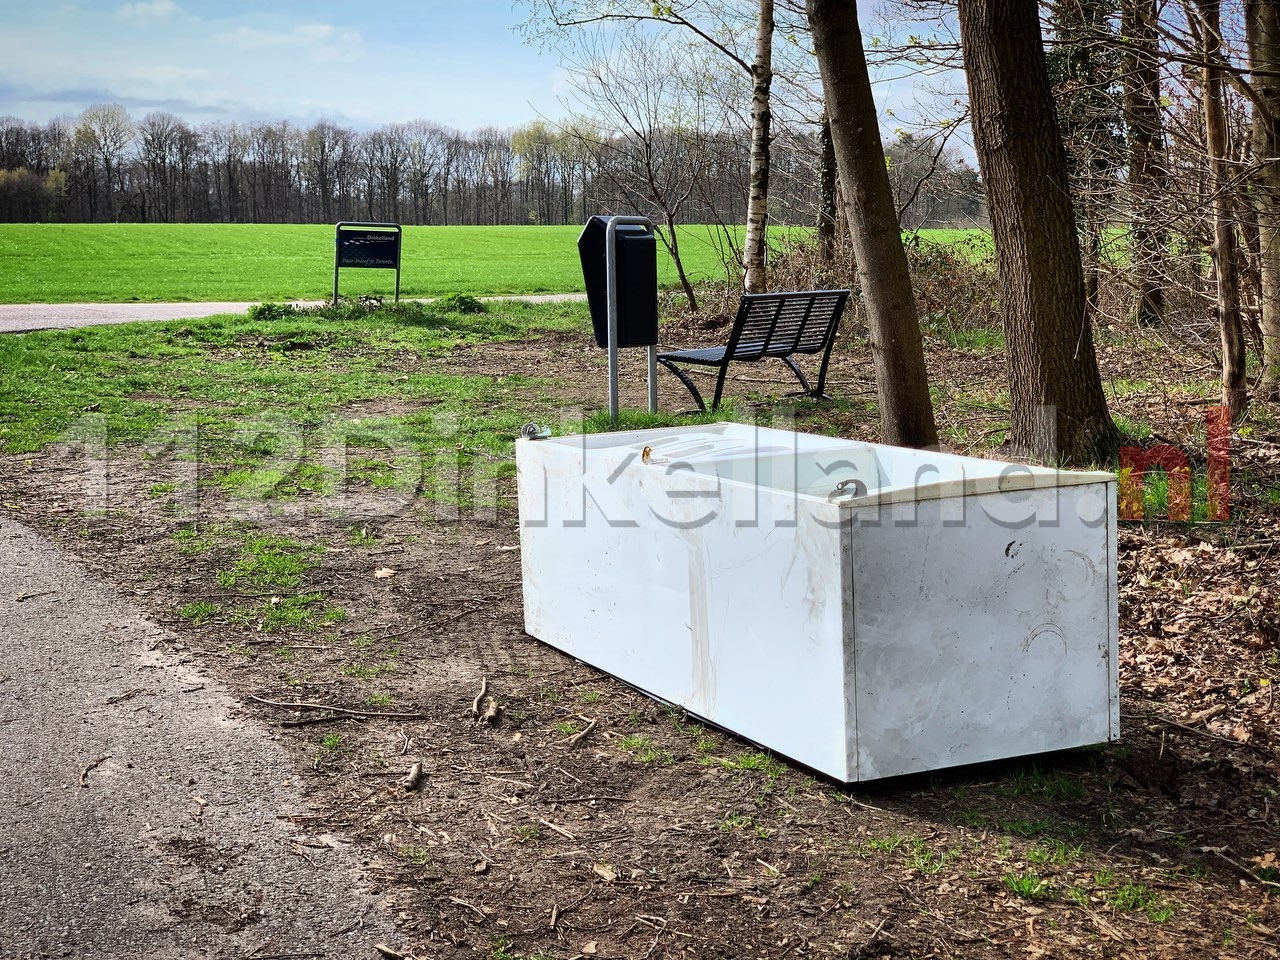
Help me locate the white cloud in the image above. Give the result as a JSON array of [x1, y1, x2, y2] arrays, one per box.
[[118, 0, 179, 19], [215, 23, 363, 62]]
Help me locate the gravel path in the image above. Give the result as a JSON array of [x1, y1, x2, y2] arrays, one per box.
[[0, 294, 587, 334], [0, 516, 396, 959]]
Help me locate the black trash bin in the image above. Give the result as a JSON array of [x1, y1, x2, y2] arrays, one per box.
[[577, 216, 659, 349]]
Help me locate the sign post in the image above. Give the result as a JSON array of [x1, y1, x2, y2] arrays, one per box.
[[333, 222, 402, 303]]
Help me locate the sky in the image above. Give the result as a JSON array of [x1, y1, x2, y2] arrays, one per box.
[[0, 0, 571, 131]]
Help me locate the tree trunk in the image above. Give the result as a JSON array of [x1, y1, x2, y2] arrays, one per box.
[[743, 0, 774, 293], [817, 114, 838, 263], [1121, 0, 1167, 326], [806, 0, 938, 449], [1199, 0, 1250, 419], [1247, 0, 1280, 399], [956, 0, 1118, 466]]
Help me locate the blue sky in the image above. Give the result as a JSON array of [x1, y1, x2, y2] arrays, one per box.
[[0, 0, 569, 130]]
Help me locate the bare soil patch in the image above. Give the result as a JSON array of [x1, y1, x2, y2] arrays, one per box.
[[2, 323, 1278, 959]]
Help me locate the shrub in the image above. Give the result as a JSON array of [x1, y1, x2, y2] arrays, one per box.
[[434, 293, 487, 314], [247, 301, 301, 322]]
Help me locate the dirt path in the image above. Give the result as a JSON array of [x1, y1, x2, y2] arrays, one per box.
[[0, 516, 395, 959], [0, 295, 587, 334]]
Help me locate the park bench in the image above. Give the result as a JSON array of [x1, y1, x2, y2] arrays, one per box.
[[656, 289, 851, 411]]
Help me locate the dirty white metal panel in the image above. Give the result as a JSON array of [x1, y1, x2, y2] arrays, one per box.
[[517, 423, 1118, 783]]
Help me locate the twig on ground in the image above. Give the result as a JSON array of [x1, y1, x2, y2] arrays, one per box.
[[78, 754, 110, 787], [471, 677, 489, 717], [539, 818, 577, 840], [449, 896, 487, 921], [248, 695, 425, 720], [566, 718, 597, 747]]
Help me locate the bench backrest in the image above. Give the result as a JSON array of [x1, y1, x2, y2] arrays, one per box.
[[725, 290, 851, 361]]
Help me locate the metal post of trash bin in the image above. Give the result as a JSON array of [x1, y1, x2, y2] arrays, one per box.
[[604, 215, 658, 427]]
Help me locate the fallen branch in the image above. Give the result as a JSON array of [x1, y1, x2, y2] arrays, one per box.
[[565, 718, 597, 747], [79, 754, 110, 787], [402, 761, 425, 792], [539, 818, 577, 841], [248, 695, 425, 720]]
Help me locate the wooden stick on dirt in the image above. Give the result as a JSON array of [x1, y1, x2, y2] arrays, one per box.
[[565, 718, 597, 747], [78, 754, 110, 787], [471, 677, 488, 717], [248, 695, 425, 720]]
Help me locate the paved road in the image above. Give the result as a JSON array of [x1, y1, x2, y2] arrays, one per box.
[[0, 294, 587, 335], [0, 517, 396, 959]]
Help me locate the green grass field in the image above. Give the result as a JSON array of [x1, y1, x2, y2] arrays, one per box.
[[0, 223, 753, 304], [0, 223, 991, 304]]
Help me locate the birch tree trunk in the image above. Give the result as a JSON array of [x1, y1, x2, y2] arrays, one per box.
[[743, 0, 774, 293], [806, 0, 939, 449], [956, 0, 1118, 466], [1199, 0, 1250, 419]]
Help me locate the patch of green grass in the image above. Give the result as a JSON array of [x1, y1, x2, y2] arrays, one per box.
[[1108, 882, 1175, 922], [216, 535, 315, 590], [399, 844, 432, 867], [147, 481, 177, 497], [864, 834, 907, 854], [1117, 461, 1218, 524], [1005, 764, 1086, 802], [172, 525, 221, 556], [346, 526, 378, 547], [1028, 838, 1084, 867], [0, 223, 750, 303], [617, 734, 674, 765], [578, 689, 602, 703], [176, 601, 220, 625], [718, 811, 755, 832], [906, 838, 950, 874], [554, 720, 580, 736], [1112, 414, 1154, 444], [342, 661, 394, 680], [211, 461, 336, 500], [716, 750, 787, 780], [365, 692, 393, 708], [269, 595, 343, 630], [1004, 870, 1051, 900], [512, 824, 542, 844]]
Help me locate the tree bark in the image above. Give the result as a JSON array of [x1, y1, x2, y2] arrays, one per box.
[[1247, 0, 1280, 399], [817, 114, 838, 263], [806, 0, 938, 449], [743, 0, 774, 293], [1121, 0, 1167, 326], [1199, 0, 1250, 419], [956, 0, 1118, 466]]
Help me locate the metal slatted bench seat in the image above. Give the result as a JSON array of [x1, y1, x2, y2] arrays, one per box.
[[657, 289, 851, 411]]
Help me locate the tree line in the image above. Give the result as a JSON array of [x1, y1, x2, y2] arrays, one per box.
[[0, 107, 980, 231]]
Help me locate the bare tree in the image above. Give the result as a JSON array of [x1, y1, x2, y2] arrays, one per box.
[[524, 0, 777, 290], [561, 32, 719, 309], [76, 104, 133, 221], [807, 0, 939, 449]]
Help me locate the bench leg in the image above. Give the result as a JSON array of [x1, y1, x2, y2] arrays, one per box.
[[711, 362, 733, 411], [782, 356, 814, 395], [656, 357, 707, 412]]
